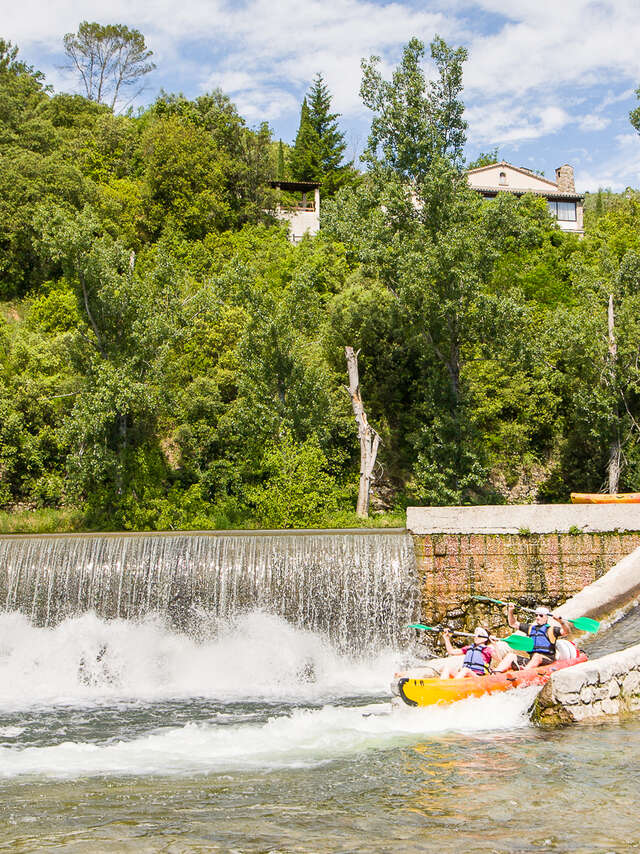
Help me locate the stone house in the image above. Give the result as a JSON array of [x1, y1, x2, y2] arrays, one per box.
[[466, 161, 584, 234], [269, 180, 320, 243]]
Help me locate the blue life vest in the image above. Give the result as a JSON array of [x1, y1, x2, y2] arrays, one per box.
[[462, 643, 490, 675], [529, 623, 556, 656]]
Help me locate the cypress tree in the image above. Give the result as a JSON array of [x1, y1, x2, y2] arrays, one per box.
[[289, 97, 322, 182], [277, 139, 286, 179]]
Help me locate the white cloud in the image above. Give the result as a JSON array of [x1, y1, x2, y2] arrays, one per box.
[[579, 114, 611, 132], [5, 0, 640, 184]]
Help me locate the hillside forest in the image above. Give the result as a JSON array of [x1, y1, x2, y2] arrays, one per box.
[[2, 30, 640, 532]]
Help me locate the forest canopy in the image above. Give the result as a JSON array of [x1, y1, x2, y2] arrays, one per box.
[[1, 32, 640, 532]]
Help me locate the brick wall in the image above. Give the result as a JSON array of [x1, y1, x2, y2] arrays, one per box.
[[413, 532, 640, 632]]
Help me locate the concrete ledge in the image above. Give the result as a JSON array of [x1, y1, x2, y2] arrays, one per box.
[[534, 643, 640, 723], [407, 505, 640, 535]]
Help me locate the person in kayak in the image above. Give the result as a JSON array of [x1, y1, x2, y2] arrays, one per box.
[[440, 626, 496, 678], [495, 604, 572, 672]]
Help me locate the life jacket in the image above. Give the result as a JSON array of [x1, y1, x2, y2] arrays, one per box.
[[462, 643, 490, 675], [528, 623, 557, 657]]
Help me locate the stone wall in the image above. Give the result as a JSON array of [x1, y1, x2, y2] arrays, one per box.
[[533, 644, 640, 724], [412, 532, 640, 631]]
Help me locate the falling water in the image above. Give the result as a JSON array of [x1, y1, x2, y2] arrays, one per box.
[[0, 529, 417, 653]]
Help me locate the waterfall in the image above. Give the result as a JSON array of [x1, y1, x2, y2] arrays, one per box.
[[0, 530, 418, 653]]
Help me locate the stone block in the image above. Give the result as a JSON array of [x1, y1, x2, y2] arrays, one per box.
[[608, 680, 620, 698], [592, 685, 609, 701], [621, 670, 640, 696], [579, 684, 593, 703], [601, 698, 620, 715], [557, 691, 581, 706]]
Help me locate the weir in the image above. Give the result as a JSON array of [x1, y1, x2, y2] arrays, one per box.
[[0, 529, 418, 654]]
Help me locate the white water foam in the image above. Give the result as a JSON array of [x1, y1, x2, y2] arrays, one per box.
[[0, 610, 399, 710], [0, 689, 537, 780]]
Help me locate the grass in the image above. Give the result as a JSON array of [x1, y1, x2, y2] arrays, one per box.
[[0, 507, 407, 535], [0, 508, 90, 535]]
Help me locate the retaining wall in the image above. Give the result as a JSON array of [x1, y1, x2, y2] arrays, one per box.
[[534, 644, 640, 723], [407, 506, 640, 631]]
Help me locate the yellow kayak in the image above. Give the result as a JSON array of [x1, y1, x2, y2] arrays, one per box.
[[393, 654, 588, 707], [571, 492, 640, 504]]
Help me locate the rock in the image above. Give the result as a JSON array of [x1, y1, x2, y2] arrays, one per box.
[[601, 698, 620, 715], [621, 670, 640, 697], [608, 680, 620, 698], [579, 684, 593, 703]]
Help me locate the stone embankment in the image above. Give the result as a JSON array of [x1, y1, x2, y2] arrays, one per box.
[[534, 644, 640, 723], [533, 542, 640, 724]]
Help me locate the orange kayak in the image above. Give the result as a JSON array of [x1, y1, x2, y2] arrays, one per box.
[[571, 492, 640, 504], [394, 654, 588, 707]]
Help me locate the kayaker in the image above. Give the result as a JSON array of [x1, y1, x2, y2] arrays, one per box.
[[440, 626, 495, 678], [495, 604, 572, 672]]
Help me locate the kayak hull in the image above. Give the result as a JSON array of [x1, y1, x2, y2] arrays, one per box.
[[394, 654, 588, 707], [571, 492, 640, 504]]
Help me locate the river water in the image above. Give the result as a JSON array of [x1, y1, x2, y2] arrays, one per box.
[[1, 609, 639, 853]]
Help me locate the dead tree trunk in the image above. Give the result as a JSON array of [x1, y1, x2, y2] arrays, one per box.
[[345, 346, 381, 518], [607, 294, 621, 493]]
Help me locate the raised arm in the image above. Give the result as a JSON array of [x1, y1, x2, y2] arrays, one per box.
[[442, 629, 463, 656]]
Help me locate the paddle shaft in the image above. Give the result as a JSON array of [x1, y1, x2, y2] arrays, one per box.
[[471, 595, 599, 632], [407, 623, 534, 651]]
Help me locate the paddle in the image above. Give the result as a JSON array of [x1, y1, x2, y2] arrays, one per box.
[[471, 595, 600, 633], [407, 623, 535, 652]]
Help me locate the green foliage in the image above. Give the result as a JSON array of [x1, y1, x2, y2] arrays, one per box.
[[2, 34, 640, 532], [289, 98, 322, 182], [360, 36, 468, 178], [467, 148, 499, 169], [247, 431, 350, 528]]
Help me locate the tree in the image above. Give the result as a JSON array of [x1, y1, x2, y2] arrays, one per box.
[[277, 139, 286, 179], [631, 87, 640, 134], [289, 97, 322, 181], [468, 148, 499, 169], [345, 346, 380, 516], [307, 73, 352, 195], [360, 35, 468, 179], [63, 21, 155, 110]]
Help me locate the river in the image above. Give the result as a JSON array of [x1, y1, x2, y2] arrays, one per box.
[[1, 609, 638, 853]]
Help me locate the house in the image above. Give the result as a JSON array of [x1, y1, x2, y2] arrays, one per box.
[[465, 162, 584, 234], [269, 180, 320, 243]]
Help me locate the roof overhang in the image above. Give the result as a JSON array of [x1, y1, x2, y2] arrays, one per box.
[[269, 180, 320, 191], [476, 187, 584, 201]]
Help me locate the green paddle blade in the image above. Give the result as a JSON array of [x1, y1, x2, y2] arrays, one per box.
[[407, 623, 440, 632], [566, 616, 600, 633], [501, 634, 535, 652], [472, 595, 508, 606]]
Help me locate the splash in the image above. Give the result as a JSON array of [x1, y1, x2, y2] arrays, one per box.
[[0, 689, 537, 780], [0, 610, 400, 710]]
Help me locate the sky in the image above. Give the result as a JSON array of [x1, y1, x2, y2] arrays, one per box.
[[4, 0, 640, 191]]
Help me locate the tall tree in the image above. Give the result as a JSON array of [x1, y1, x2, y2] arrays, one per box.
[[307, 73, 351, 195], [277, 139, 286, 179], [360, 35, 468, 179], [289, 97, 322, 182], [63, 21, 155, 110]]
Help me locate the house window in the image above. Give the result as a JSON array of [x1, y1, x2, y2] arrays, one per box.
[[547, 200, 577, 221], [499, 171, 507, 185]]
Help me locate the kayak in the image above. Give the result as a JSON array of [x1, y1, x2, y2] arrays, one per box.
[[393, 653, 588, 707], [571, 492, 640, 504]]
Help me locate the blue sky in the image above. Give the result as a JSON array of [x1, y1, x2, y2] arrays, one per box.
[[5, 0, 640, 191]]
